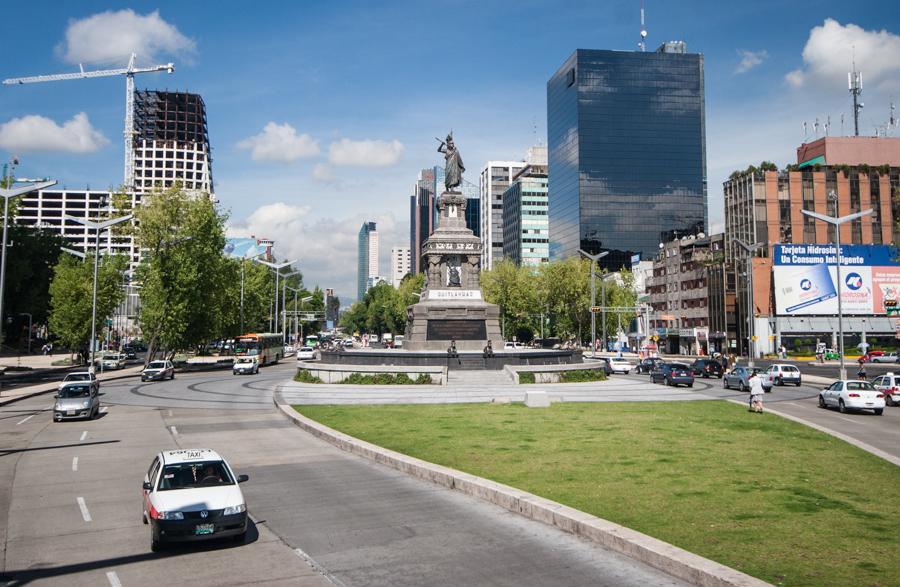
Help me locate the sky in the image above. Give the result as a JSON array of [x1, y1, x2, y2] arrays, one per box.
[[2, 1, 900, 303]]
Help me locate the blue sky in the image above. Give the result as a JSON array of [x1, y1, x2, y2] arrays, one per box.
[[2, 1, 900, 301]]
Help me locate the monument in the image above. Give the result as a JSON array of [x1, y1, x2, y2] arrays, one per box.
[[404, 134, 504, 351]]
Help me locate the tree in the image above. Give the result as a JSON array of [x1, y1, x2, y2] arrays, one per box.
[[539, 257, 590, 343], [48, 253, 127, 361], [133, 185, 232, 360], [481, 260, 538, 340]]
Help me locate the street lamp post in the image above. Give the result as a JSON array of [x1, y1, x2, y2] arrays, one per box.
[[733, 239, 763, 368], [240, 253, 265, 334], [0, 168, 56, 348], [63, 210, 133, 370], [600, 273, 617, 354], [255, 259, 297, 335], [578, 249, 609, 358], [802, 195, 872, 380], [280, 270, 300, 343]]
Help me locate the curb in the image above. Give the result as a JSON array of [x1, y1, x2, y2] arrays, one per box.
[[273, 390, 770, 587]]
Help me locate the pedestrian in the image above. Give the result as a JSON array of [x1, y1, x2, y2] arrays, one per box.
[[857, 358, 867, 381], [748, 371, 765, 413]]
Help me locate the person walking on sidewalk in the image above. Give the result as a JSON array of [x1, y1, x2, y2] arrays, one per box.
[[748, 371, 765, 413]]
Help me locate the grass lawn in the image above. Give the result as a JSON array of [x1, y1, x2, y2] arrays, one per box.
[[296, 401, 900, 587]]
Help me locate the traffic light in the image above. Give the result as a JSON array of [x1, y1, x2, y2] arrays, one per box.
[[590, 306, 601, 313]]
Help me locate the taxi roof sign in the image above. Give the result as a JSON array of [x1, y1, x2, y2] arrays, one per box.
[[163, 448, 222, 464]]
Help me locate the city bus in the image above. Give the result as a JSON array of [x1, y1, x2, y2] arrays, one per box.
[[233, 333, 284, 365]]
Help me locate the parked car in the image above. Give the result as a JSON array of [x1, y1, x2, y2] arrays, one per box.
[[818, 380, 884, 415], [690, 358, 724, 378], [722, 366, 763, 391], [122, 346, 137, 360], [504, 341, 524, 350], [870, 352, 898, 363], [872, 372, 900, 406], [762, 364, 802, 388], [296, 346, 316, 360], [142, 448, 249, 552], [636, 357, 663, 374], [142, 360, 175, 382], [608, 358, 632, 374], [100, 353, 126, 370], [58, 371, 99, 393], [232, 356, 259, 375], [650, 362, 694, 387], [824, 349, 841, 360], [54, 382, 101, 421]]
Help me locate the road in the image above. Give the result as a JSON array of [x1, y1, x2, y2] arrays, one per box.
[[0, 364, 691, 587], [752, 357, 900, 379]]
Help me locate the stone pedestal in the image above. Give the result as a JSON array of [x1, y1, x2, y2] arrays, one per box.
[[405, 191, 503, 352]]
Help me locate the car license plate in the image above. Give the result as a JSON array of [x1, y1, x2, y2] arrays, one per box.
[[194, 523, 214, 535], [66, 410, 75, 416]]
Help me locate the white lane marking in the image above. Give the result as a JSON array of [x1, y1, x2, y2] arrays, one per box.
[[100, 406, 108, 414], [76, 497, 92, 522], [106, 571, 122, 587], [72, 457, 79, 472], [16, 414, 34, 425], [170, 426, 177, 435], [835, 415, 860, 424], [79, 431, 88, 441]]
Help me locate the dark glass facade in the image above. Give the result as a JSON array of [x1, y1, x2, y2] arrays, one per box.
[[547, 48, 707, 269]]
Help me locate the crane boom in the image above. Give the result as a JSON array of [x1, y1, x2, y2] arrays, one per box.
[[1, 53, 175, 189]]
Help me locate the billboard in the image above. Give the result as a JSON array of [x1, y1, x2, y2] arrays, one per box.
[[223, 237, 269, 259], [773, 244, 900, 315]]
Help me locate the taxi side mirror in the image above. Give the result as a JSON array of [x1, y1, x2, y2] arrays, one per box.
[[142, 481, 152, 491], [237, 474, 249, 483]]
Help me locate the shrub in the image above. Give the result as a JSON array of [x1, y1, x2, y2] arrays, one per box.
[[342, 372, 431, 385], [559, 369, 607, 383], [519, 372, 536, 384], [294, 369, 324, 384]]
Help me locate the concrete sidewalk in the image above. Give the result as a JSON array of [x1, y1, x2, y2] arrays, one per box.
[[0, 365, 144, 406], [0, 351, 74, 371]]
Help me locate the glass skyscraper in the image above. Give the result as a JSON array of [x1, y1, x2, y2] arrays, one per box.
[[547, 44, 707, 269]]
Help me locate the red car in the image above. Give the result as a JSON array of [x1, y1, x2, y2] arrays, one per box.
[[863, 351, 885, 363]]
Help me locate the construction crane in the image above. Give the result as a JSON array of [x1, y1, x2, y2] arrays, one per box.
[[3, 53, 175, 190]]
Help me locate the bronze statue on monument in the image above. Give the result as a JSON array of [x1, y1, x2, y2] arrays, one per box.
[[436, 133, 465, 192]]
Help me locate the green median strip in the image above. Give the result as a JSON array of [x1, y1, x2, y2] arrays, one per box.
[[295, 401, 900, 587]]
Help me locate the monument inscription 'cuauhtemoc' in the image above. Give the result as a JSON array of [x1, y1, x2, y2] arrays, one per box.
[[404, 133, 503, 351]]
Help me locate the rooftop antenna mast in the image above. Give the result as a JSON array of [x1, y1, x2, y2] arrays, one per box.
[[638, 0, 647, 51], [848, 48, 863, 136]]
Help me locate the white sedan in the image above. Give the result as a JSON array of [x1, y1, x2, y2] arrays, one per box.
[[142, 449, 249, 552], [296, 346, 316, 360], [818, 380, 885, 415], [608, 358, 632, 374]]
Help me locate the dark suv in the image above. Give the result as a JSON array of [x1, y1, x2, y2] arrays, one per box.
[[691, 358, 724, 378], [636, 357, 663, 374]]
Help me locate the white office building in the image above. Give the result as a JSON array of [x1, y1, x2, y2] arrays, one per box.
[[391, 246, 411, 288]]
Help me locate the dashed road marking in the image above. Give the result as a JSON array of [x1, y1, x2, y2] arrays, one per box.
[[72, 457, 79, 472], [80, 431, 88, 441], [106, 571, 122, 587], [835, 415, 860, 424], [170, 425, 178, 435], [16, 414, 34, 425], [76, 497, 92, 522]]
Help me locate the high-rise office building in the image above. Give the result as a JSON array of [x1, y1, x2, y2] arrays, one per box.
[[391, 246, 411, 288], [502, 164, 550, 266], [480, 161, 527, 270], [357, 221, 379, 301], [547, 43, 707, 269]]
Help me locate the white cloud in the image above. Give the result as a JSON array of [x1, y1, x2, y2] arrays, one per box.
[[734, 49, 768, 74], [329, 138, 404, 167], [229, 204, 404, 302], [312, 163, 335, 182], [236, 122, 320, 163], [0, 112, 108, 153], [58, 9, 195, 65], [786, 19, 900, 90]]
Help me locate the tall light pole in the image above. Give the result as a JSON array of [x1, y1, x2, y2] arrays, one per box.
[[802, 194, 872, 380], [255, 259, 296, 334], [578, 249, 609, 357], [0, 166, 56, 348], [600, 272, 617, 354], [240, 252, 265, 334], [64, 210, 132, 369], [733, 239, 763, 367], [280, 270, 300, 343]]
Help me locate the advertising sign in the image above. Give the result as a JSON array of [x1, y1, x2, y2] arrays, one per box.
[[773, 244, 900, 315], [223, 237, 268, 259]]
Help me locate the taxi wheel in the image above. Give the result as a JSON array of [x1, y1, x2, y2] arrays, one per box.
[[151, 536, 161, 552], [839, 400, 847, 413], [874, 408, 883, 416], [818, 395, 826, 408]]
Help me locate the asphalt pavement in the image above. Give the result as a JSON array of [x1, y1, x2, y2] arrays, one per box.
[[0, 364, 690, 587]]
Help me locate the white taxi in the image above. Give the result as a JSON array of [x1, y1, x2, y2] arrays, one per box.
[[142, 448, 249, 551], [872, 372, 900, 407]]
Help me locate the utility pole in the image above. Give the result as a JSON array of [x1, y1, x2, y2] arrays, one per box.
[[578, 249, 609, 357], [733, 239, 763, 367]]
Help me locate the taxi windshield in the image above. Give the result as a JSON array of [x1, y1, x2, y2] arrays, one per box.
[[65, 373, 91, 382], [158, 461, 234, 490], [147, 361, 167, 369], [59, 385, 91, 398], [236, 357, 254, 364]]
